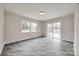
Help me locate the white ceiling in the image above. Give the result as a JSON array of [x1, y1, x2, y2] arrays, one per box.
[[4, 3, 76, 21]]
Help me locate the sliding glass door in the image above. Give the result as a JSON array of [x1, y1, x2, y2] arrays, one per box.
[[47, 22, 61, 39], [47, 24, 53, 38], [53, 22, 61, 39]]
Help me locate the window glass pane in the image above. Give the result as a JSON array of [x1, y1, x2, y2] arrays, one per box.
[[53, 22, 60, 29], [21, 20, 30, 32], [31, 23, 37, 27], [31, 28, 36, 32], [31, 22, 37, 32]]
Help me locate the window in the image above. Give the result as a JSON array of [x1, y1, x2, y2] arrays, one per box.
[[21, 20, 30, 32], [21, 20, 37, 33], [31, 22, 37, 32]]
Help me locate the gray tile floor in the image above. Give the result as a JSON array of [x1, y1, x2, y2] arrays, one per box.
[[1, 37, 74, 56]]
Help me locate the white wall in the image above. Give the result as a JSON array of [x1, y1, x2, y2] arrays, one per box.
[[0, 5, 4, 54], [74, 4, 79, 56], [43, 15, 74, 42], [5, 12, 42, 44]]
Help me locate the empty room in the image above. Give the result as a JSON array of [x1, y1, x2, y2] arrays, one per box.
[[0, 3, 79, 56]]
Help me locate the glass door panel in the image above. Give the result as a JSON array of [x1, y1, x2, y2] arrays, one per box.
[[53, 22, 61, 39], [47, 24, 53, 38]]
